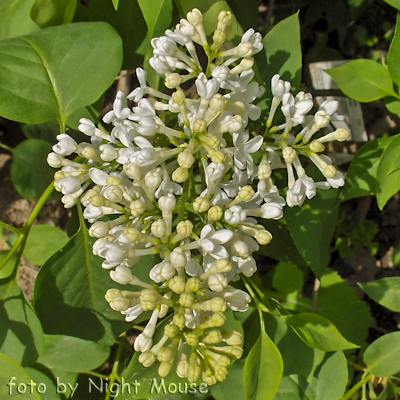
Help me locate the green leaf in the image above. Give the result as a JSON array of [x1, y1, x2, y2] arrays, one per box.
[[210, 359, 246, 400], [24, 225, 69, 265], [0, 22, 122, 126], [317, 270, 373, 348], [359, 277, 400, 312], [277, 321, 325, 381], [112, 0, 119, 10], [384, 0, 400, 9], [0, 354, 42, 399], [376, 133, 400, 209], [273, 262, 305, 300], [10, 139, 54, 200], [389, 15, 400, 84], [0, 250, 19, 279], [0, 277, 45, 366], [258, 219, 307, 267], [285, 188, 340, 279], [274, 351, 347, 400], [74, 0, 147, 70], [243, 331, 283, 400], [0, 0, 40, 41], [285, 313, 358, 351], [257, 13, 302, 99], [340, 136, 394, 202], [226, 0, 258, 31], [37, 334, 110, 372], [364, 331, 400, 377], [138, 0, 173, 89], [26, 364, 77, 400], [384, 96, 400, 115], [326, 60, 397, 102], [33, 207, 128, 346], [22, 120, 59, 143], [30, 0, 77, 28]]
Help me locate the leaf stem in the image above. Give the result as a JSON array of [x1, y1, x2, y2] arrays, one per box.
[[105, 333, 126, 400], [340, 372, 372, 400], [0, 221, 21, 236], [0, 142, 14, 152], [0, 182, 55, 272]]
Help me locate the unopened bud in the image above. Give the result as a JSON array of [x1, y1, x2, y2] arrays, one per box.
[[164, 324, 180, 339], [193, 196, 210, 213], [158, 361, 173, 377], [203, 329, 223, 345], [210, 94, 226, 113], [124, 227, 143, 242], [211, 150, 226, 163], [165, 73, 183, 89], [172, 167, 189, 183], [334, 128, 350, 142], [237, 185, 255, 202], [208, 274, 228, 292], [130, 200, 147, 217], [223, 330, 243, 346], [282, 147, 297, 164], [187, 363, 202, 383], [193, 118, 207, 133], [255, 230, 272, 245], [186, 277, 201, 292], [90, 194, 105, 207], [179, 292, 195, 307], [176, 220, 193, 238], [89, 221, 109, 238], [178, 151, 195, 169], [123, 163, 144, 180], [202, 135, 220, 149], [168, 276, 186, 294], [258, 161, 272, 179], [323, 165, 337, 179], [106, 185, 123, 202], [186, 333, 199, 347], [187, 8, 202, 25], [309, 140, 325, 153], [172, 89, 185, 105], [314, 110, 330, 129], [151, 219, 167, 238], [157, 346, 175, 363], [208, 205, 223, 222], [139, 351, 156, 367]]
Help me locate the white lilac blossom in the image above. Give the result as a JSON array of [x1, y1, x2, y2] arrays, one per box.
[[48, 8, 350, 385]]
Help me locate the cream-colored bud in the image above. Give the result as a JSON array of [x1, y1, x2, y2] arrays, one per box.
[[323, 165, 337, 179], [237, 185, 255, 202], [89, 194, 105, 207], [178, 151, 195, 169], [218, 10, 232, 26], [172, 167, 189, 183], [106, 185, 123, 202], [145, 170, 162, 191], [173, 310, 186, 329], [151, 219, 167, 238], [168, 276, 186, 294], [187, 8, 202, 25], [106, 176, 120, 186], [210, 94, 226, 113], [309, 140, 325, 153], [176, 360, 189, 378], [157, 346, 175, 363], [208, 205, 223, 222], [185, 333, 199, 347], [164, 324, 180, 339], [187, 363, 202, 383], [193, 196, 210, 213], [282, 147, 297, 164], [203, 375, 217, 386], [235, 42, 253, 57], [130, 200, 147, 217], [202, 134, 220, 149], [165, 73, 182, 89], [193, 297, 227, 312], [233, 101, 246, 116], [139, 288, 159, 311], [158, 361, 173, 377], [258, 161, 272, 179], [203, 329, 223, 345], [170, 247, 187, 268], [124, 227, 143, 242], [109, 298, 130, 312], [176, 221, 193, 239], [123, 163, 144, 180], [211, 151, 226, 163], [172, 89, 185, 105], [231, 240, 249, 259], [223, 330, 243, 346], [105, 289, 122, 302], [211, 312, 226, 327], [208, 274, 228, 292], [212, 30, 226, 49], [255, 230, 272, 245], [193, 118, 207, 133], [314, 110, 330, 129], [139, 351, 156, 367], [179, 292, 195, 307], [240, 57, 254, 71], [335, 128, 350, 142], [186, 277, 201, 292], [81, 146, 99, 161], [214, 258, 232, 274], [89, 221, 109, 238]]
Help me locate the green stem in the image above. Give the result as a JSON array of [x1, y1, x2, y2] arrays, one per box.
[[81, 371, 110, 380], [0, 142, 14, 152], [388, 378, 400, 399], [0, 221, 21, 236], [0, 182, 55, 272], [177, 168, 192, 223], [86, 106, 109, 134], [105, 333, 126, 400], [340, 373, 372, 400]]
